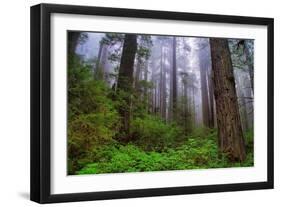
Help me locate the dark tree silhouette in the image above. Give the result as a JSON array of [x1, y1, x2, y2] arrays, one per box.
[[117, 34, 137, 138]]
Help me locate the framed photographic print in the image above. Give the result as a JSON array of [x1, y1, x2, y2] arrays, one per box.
[[30, 3, 274, 203]]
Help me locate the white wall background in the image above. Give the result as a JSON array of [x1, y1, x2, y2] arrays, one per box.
[[0, 0, 279, 206]]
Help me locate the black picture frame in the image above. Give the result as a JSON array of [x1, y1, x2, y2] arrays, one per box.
[[30, 3, 274, 204]]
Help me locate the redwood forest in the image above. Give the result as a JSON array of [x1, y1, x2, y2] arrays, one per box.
[[67, 31, 254, 175]]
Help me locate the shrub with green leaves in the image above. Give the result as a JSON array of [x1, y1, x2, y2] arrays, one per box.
[[131, 115, 184, 151], [77, 130, 253, 175], [67, 55, 121, 174]]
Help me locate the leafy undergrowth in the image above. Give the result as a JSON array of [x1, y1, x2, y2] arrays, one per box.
[[76, 130, 253, 175]]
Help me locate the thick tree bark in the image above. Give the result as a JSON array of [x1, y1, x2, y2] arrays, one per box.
[[210, 38, 246, 162], [117, 34, 137, 137]]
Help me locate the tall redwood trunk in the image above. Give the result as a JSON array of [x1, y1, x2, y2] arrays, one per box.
[[200, 60, 210, 127], [183, 80, 189, 134], [172, 37, 177, 120], [192, 86, 196, 125], [159, 45, 163, 118], [134, 55, 142, 91], [162, 48, 167, 120], [207, 67, 215, 128], [95, 42, 108, 80], [169, 42, 173, 122], [117, 34, 137, 138], [151, 60, 157, 115], [244, 41, 254, 93], [210, 38, 246, 162], [95, 42, 103, 79], [144, 60, 149, 113]]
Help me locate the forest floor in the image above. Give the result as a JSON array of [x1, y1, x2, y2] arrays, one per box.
[[76, 129, 253, 175]]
